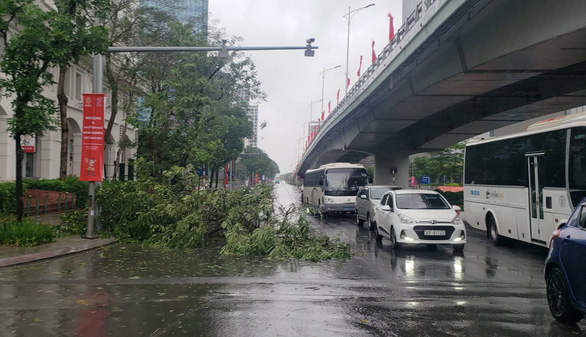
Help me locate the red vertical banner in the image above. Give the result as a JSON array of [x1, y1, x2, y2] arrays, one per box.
[[336, 89, 340, 104], [80, 93, 106, 182], [372, 40, 377, 62]]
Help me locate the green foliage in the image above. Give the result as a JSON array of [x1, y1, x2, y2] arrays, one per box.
[[240, 147, 280, 179], [436, 190, 464, 206], [58, 209, 88, 236], [412, 143, 465, 185], [0, 183, 17, 214], [96, 165, 349, 261], [0, 217, 56, 246], [25, 177, 89, 207], [135, 19, 263, 179], [222, 207, 350, 262]]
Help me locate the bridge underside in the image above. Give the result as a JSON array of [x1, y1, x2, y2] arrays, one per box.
[[299, 0, 586, 181]]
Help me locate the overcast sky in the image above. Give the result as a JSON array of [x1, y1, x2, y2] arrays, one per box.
[[209, 1, 404, 174]]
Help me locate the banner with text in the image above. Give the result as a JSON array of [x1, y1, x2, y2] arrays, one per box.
[[80, 93, 106, 182]]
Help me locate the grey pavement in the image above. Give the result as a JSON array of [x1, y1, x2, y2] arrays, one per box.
[[0, 236, 117, 268]]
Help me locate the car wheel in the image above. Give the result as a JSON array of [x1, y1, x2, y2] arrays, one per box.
[[488, 217, 502, 246], [547, 267, 584, 324], [453, 244, 465, 252], [356, 212, 364, 226], [390, 227, 401, 249]]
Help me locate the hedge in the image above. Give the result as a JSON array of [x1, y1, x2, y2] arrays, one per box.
[[0, 177, 89, 214]]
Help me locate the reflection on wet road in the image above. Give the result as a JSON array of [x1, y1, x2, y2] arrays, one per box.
[[0, 183, 584, 336]]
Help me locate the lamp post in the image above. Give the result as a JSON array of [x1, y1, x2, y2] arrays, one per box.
[[343, 3, 375, 96], [320, 65, 340, 113]]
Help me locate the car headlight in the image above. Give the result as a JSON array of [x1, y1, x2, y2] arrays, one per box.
[[324, 197, 334, 204], [452, 216, 463, 225], [399, 214, 415, 224]]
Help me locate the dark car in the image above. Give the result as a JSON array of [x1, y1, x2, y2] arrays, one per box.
[[545, 198, 586, 323]]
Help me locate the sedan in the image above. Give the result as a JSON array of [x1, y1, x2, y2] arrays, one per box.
[[545, 198, 586, 324], [356, 185, 402, 230], [373, 189, 465, 252]]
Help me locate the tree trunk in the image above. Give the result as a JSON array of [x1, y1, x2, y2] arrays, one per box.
[[209, 169, 214, 189], [104, 52, 118, 150], [57, 66, 69, 181], [215, 169, 219, 189], [14, 133, 24, 222]]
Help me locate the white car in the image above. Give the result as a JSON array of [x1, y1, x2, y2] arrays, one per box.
[[373, 189, 466, 252], [356, 185, 402, 230]]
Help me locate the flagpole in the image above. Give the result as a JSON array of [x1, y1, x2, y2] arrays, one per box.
[[320, 65, 340, 114], [343, 4, 375, 97]]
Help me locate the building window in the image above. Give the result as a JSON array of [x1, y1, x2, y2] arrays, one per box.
[[75, 73, 82, 101], [25, 153, 34, 178]]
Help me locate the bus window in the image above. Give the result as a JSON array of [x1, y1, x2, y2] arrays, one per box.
[[570, 127, 586, 207]]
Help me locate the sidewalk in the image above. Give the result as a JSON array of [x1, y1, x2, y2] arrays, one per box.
[[0, 236, 117, 268]]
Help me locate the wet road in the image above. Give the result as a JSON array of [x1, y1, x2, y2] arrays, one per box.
[[0, 183, 584, 336]]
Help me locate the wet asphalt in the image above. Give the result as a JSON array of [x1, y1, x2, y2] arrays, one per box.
[[0, 183, 584, 336]]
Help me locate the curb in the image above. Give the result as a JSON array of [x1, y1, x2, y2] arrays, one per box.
[[0, 238, 118, 268]]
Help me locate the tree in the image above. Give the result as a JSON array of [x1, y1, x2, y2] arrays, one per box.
[[0, 2, 57, 221], [240, 147, 280, 183], [412, 143, 465, 185], [52, 0, 110, 180], [136, 19, 264, 180]]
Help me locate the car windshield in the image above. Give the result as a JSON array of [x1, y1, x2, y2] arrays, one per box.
[[396, 193, 451, 209], [370, 188, 391, 200]]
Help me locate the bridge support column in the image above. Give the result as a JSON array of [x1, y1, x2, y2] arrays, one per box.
[[373, 154, 410, 188]]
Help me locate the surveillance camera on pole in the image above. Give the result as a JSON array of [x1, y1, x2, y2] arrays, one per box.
[[305, 38, 316, 57]]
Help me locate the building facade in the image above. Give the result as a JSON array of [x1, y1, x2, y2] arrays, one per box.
[[235, 90, 259, 148], [141, 0, 208, 35], [0, 2, 137, 182]]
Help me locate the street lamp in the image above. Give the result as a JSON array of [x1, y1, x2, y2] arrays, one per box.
[[343, 3, 375, 96], [320, 65, 341, 113]]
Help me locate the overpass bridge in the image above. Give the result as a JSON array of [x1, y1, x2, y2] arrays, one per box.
[[296, 0, 586, 186]]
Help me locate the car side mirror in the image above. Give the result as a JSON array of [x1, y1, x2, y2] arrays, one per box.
[[360, 195, 367, 199], [381, 205, 392, 212], [452, 205, 461, 211]]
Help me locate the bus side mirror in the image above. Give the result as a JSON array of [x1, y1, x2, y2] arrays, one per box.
[[360, 195, 367, 199], [318, 178, 324, 185]]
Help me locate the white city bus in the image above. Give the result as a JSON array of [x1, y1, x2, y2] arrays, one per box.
[[302, 163, 369, 214], [464, 112, 586, 247]]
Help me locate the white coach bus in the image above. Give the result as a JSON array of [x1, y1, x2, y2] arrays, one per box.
[[463, 112, 586, 247], [302, 163, 369, 215]]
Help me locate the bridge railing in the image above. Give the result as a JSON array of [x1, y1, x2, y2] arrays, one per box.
[[310, 0, 438, 150]]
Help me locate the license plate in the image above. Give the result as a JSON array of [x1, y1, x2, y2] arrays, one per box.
[[344, 207, 354, 211], [424, 230, 446, 236]]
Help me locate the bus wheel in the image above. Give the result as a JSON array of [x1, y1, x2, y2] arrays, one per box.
[[488, 217, 502, 246]]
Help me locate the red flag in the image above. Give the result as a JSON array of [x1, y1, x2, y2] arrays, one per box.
[[318, 119, 321, 128], [313, 125, 317, 134], [328, 101, 331, 114], [321, 111, 325, 120], [357, 55, 363, 77], [336, 89, 340, 104], [347, 77, 350, 88], [388, 13, 395, 41], [372, 40, 377, 62]]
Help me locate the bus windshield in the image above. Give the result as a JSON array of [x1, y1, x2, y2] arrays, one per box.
[[325, 168, 368, 196]]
